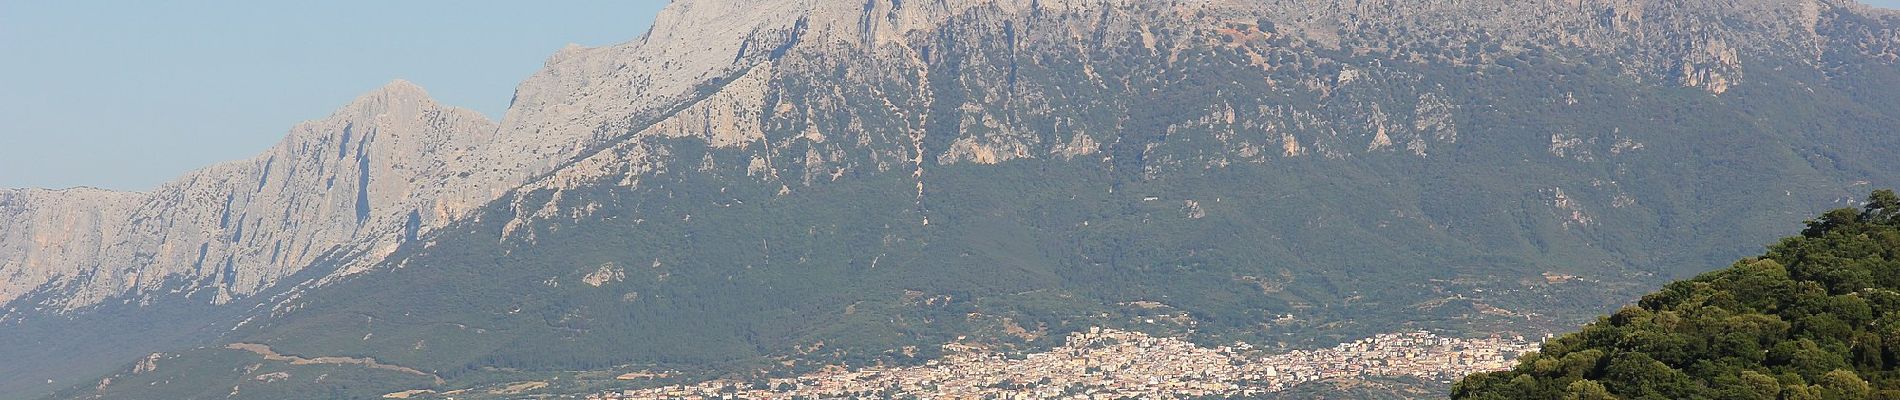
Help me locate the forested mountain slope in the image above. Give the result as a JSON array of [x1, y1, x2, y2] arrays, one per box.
[[1454, 191, 1900, 399]]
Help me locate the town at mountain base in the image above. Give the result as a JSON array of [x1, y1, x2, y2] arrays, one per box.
[[1455, 190, 1900, 400]]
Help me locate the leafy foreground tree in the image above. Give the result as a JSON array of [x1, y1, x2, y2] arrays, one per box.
[[1454, 190, 1900, 399]]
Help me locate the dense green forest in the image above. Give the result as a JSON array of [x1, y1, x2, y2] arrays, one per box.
[[1454, 190, 1900, 399]]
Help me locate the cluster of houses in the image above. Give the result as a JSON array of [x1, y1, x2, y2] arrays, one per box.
[[588, 328, 1539, 399]]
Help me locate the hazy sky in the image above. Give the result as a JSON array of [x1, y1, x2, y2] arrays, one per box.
[[0, 1, 667, 191], [3, 1, 1899, 191]]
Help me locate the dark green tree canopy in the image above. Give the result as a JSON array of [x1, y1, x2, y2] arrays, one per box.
[[1455, 190, 1900, 400]]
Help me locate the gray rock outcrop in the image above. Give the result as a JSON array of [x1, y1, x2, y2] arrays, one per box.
[[5, 0, 1898, 313]]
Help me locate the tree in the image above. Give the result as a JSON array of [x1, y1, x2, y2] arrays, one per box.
[[1601, 353, 1696, 398], [1804, 208, 1866, 238], [1817, 369, 1871, 400], [1734, 370, 1780, 400], [1865, 190, 1899, 224], [1456, 191, 1900, 400], [1769, 339, 1849, 377], [1562, 379, 1617, 400], [1558, 349, 1606, 377], [1785, 384, 1823, 400]]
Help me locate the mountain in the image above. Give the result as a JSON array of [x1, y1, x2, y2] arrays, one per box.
[[0, 81, 499, 311], [1, 0, 791, 313], [1452, 191, 1900, 399], [7, 0, 1900, 398]]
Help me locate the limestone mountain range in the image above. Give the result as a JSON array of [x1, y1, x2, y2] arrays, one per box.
[[3, 82, 496, 311], [6, 0, 1900, 397], [10, 0, 1895, 315]]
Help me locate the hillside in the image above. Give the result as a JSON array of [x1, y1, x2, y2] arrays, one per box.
[[8, 0, 1900, 398], [1454, 191, 1900, 399]]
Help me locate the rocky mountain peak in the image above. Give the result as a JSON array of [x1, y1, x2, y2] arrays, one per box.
[[337, 79, 435, 114], [0, 80, 506, 310]]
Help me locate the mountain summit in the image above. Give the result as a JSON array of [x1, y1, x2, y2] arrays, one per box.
[[0, 79, 497, 309]]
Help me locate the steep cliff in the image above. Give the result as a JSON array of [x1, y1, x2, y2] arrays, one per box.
[[0, 81, 500, 310], [517, 0, 1898, 187], [0, 188, 145, 306]]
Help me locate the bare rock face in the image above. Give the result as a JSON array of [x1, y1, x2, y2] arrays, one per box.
[[495, 0, 1900, 226], [0, 81, 499, 309], [0, 0, 827, 310], [0, 0, 807, 310], [6, 0, 1900, 313], [0, 188, 145, 306]]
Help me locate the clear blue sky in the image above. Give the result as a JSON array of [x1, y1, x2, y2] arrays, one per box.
[[0, 1, 668, 191]]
